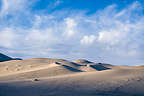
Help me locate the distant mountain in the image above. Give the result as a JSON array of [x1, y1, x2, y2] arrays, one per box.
[[13, 58, 22, 60], [0, 53, 22, 62]]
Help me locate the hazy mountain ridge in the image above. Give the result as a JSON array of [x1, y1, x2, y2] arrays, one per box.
[[0, 53, 22, 62]]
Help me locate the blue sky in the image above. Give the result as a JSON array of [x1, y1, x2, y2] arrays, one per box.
[[0, 0, 144, 65], [31, 0, 143, 13]]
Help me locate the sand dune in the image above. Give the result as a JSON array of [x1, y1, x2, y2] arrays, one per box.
[[0, 59, 82, 79], [0, 58, 144, 96]]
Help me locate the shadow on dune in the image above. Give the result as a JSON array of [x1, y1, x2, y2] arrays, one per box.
[[71, 62, 83, 66], [62, 65, 82, 72], [90, 64, 110, 71]]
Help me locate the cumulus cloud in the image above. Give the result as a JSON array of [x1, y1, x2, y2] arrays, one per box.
[[0, 28, 19, 48], [0, 1, 144, 65], [80, 35, 96, 45], [25, 28, 59, 47], [64, 18, 77, 37]]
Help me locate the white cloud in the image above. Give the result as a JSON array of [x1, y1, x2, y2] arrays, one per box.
[[33, 15, 42, 28], [0, 28, 19, 48], [64, 18, 77, 37], [54, 0, 62, 7], [81, 35, 96, 45], [25, 28, 59, 46], [97, 27, 128, 46], [0, 0, 27, 16], [0, 0, 9, 16], [0, 0, 37, 17]]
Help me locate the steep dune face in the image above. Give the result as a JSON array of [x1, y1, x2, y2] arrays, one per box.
[[0, 58, 144, 96]]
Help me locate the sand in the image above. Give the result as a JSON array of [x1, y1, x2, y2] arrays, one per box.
[[0, 58, 144, 96]]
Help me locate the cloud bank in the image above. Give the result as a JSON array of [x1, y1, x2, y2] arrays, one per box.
[[0, 0, 144, 65]]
